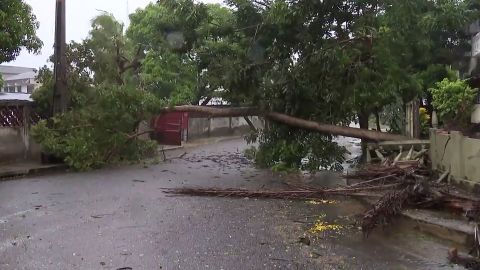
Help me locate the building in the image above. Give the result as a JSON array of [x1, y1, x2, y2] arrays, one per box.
[[0, 65, 39, 94], [468, 21, 480, 125]]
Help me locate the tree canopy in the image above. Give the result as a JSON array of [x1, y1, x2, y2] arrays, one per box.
[[125, 0, 477, 170], [0, 0, 42, 63], [32, 1, 480, 171], [32, 14, 162, 170]]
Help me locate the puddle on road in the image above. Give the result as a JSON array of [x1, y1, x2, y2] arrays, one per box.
[[176, 138, 461, 269], [282, 195, 462, 269], [271, 169, 460, 269]]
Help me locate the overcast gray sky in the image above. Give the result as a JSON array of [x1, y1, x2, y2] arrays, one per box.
[[10, 0, 222, 69]]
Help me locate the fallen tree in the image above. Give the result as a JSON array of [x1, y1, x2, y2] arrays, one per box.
[[162, 162, 480, 237], [162, 105, 407, 142]]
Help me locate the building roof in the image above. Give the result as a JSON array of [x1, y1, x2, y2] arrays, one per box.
[[0, 65, 36, 77], [0, 93, 33, 104], [4, 71, 37, 82]]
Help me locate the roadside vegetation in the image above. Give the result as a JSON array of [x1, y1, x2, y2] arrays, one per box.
[[2, 0, 480, 171]]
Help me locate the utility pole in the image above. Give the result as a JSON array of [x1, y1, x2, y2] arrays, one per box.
[[53, 0, 68, 115]]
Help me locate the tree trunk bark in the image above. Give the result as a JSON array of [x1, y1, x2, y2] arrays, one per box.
[[358, 111, 370, 160], [375, 110, 381, 132], [412, 99, 421, 139], [161, 105, 407, 142], [243, 116, 257, 132], [200, 97, 212, 106]]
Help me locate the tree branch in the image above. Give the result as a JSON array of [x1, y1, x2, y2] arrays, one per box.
[[160, 105, 407, 142]]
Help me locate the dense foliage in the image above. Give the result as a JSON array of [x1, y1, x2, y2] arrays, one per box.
[[32, 15, 162, 170], [32, 0, 480, 171], [126, 0, 475, 170], [429, 78, 478, 127], [0, 0, 42, 63], [32, 42, 95, 117], [32, 86, 162, 170]]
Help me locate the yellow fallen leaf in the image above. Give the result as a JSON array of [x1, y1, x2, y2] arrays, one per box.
[[309, 220, 343, 234], [306, 200, 337, 205]]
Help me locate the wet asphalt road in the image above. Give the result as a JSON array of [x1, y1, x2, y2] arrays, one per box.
[[0, 139, 465, 270]]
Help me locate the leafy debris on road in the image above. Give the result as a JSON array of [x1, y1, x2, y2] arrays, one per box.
[[448, 248, 480, 270], [298, 236, 311, 245], [162, 162, 480, 237], [132, 179, 146, 183], [183, 153, 251, 168]]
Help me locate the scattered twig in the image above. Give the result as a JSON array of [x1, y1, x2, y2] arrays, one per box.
[[448, 248, 480, 270], [437, 169, 450, 184], [346, 174, 398, 188], [362, 188, 413, 237]]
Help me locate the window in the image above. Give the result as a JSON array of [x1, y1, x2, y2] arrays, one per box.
[[27, 85, 35, 94], [16, 86, 22, 93], [8, 86, 15, 93]]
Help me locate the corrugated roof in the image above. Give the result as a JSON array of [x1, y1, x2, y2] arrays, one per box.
[[0, 65, 36, 76], [0, 93, 33, 103], [4, 71, 37, 81]]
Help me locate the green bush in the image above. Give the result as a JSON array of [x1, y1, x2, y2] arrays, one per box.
[[243, 146, 257, 161], [252, 124, 346, 173], [429, 78, 477, 127], [419, 107, 431, 137], [32, 85, 163, 171]]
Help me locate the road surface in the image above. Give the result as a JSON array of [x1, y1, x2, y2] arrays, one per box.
[[0, 138, 464, 269]]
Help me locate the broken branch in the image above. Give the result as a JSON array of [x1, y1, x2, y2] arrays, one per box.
[[160, 106, 407, 142]]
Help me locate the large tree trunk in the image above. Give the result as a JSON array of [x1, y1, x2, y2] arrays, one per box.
[[358, 111, 370, 160], [374, 109, 381, 132], [162, 105, 406, 142], [412, 99, 421, 139], [243, 116, 257, 132]]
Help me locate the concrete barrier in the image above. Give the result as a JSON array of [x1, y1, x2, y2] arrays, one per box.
[[187, 116, 264, 140], [0, 127, 41, 164], [430, 129, 480, 190]]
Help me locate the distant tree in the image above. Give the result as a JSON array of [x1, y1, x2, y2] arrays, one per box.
[[31, 14, 161, 170], [87, 14, 143, 86], [32, 42, 95, 117], [128, 1, 243, 105], [124, 0, 478, 171], [32, 1, 480, 172], [0, 0, 42, 63], [33, 14, 141, 117]]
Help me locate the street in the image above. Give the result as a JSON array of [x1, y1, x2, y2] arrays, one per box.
[[0, 139, 463, 269]]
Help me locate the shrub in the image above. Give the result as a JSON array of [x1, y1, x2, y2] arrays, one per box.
[[419, 107, 431, 137], [429, 79, 477, 127], [32, 85, 163, 171]]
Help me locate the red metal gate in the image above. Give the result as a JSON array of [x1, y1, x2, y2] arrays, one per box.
[[152, 112, 188, 145]]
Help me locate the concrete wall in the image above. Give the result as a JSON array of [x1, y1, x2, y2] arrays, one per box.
[[430, 129, 480, 187], [187, 116, 264, 140], [0, 104, 41, 164], [0, 127, 41, 164], [0, 128, 24, 163]]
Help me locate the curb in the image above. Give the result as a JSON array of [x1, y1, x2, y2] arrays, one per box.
[[356, 196, 474, 245], [0, 164, 68, 181], [0, 136, 245, 181], [400, 209, 474, 245], [182, 135, 245, 150]]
